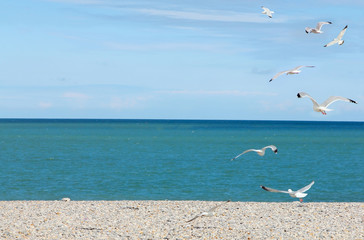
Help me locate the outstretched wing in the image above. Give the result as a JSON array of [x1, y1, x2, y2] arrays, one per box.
[[297, 92, 320, 108], [322, 96, 357, 108], [260, 185, 289, 194], [293, 65, 315, 71], [231, 149, 257, 160], [324, 39, 338, 47], [297, 181, 315, 193], [337, 25, 348, 40], [316, 21, 332, 30], [187, 200, 230, 222], [207, 200, 231, 212], [269, 70, 289, 82], [263, 145, 278, 153], [186, 213, 202, 222]]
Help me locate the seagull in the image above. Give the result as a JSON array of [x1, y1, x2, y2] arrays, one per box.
[[324, 25, 348, 47], [269, 66, 315, 82], [260, 181, 315, 202], [186, 200, 230, 223], [297, 92, 357, 115], [261, 6, 274, 18], [231, 145, 277, 161], [305, 21, 332, 34]]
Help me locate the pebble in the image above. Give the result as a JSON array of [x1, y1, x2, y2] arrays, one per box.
[[0, 201, 362, 239]]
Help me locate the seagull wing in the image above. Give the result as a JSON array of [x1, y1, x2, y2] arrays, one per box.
[[337, 25, 348, 40], [261, 185, 289, 194], [231, 149, 257, 160], [269, 70, 289, 82], [207, 200, 231, 213], [263, 145, 278, 153], [321, 96, 357, 108], [297, 92, 320, 108], [324, 39, 338, 47], [186, 213, 202, 222], [187, 200, 230, 222], [316, 21, 331, 30], [297, 181, 315, 193], [292, 65, 315, 71]]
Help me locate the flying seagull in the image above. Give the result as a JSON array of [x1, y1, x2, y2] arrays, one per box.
[[324, 25, 348, 47], [269, 66, 315, 82], [231, 145, 277, 161], [261, 6, 274, 18], [297, 92, 357, 115], [186, 200, 230, 222], [305, 21, 332, 34], [260, 181, 315, 202]]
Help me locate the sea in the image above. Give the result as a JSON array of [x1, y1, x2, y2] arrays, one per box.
[[0, 119, 363, 202]]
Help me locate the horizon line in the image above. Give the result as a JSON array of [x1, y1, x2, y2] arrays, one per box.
[[0, 118, 363, 123]]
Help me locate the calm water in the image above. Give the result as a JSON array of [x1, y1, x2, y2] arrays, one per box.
[[0, 119, 363, 202]]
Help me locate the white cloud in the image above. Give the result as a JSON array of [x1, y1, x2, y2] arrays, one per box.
[[136, 8, 283, 23], [45, 0, 106, 4], [104, 41, 226, 52], [109, 96, 150, 110], [62, 92, 91, 109], [62, 92, 90, 100], [39, 102, 53, 109], [158, 90, 278, 97], [259, 100, 295, 112]]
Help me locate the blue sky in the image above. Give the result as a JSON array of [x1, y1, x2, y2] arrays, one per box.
[[1, 0, 363, 121]]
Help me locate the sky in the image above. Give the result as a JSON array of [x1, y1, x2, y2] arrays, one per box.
[[1, 0, 364, 121]]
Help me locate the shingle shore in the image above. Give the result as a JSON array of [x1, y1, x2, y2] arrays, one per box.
[[0, 201, 362, 239]]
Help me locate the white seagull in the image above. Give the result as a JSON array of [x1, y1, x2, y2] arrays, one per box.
[[269, 66, 315, 82], [186, 200, 230, 223], [305, 21, 332, 34], [297, 92, 357, 115], [231, 145, 277, 161], [260, 181, 315, 202], [261, 6, 274, 18], [324, 25, 348, 47]]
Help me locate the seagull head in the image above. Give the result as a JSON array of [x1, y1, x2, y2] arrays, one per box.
[[339, 40, 344, 45]]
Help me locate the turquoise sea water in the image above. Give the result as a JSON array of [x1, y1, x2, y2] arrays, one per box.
[[0, 119, 363, 202]]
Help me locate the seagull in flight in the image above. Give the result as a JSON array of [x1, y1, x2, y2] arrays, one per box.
[[186, 200, 230, 223], [269, 66, 315, 82], [305, 21, 332, 34], [297, 92, 357, 115], [324, 25, 348, 47], [231, 145, 277, 161], [260, 181, 315, 202], [261, 6, 274, 18]]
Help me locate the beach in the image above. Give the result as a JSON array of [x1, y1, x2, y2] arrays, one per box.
[[0, 201, 362, 239]]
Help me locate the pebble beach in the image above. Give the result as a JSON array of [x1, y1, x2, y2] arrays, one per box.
[[0, 201, 363, 239]]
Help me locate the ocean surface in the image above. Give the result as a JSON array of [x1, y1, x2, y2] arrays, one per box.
[[0, 119, 363, 202]]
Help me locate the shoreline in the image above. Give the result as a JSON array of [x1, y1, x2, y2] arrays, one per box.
[[0, 201, 363, 239]]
